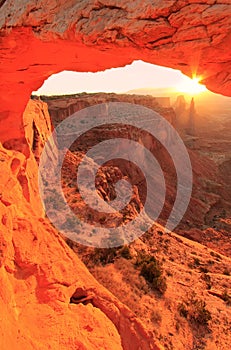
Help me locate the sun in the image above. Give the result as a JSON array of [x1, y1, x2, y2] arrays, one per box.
[[176, 75, 207, 95]]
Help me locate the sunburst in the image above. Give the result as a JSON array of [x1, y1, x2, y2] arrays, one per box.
[[176, 75, 207, 95]]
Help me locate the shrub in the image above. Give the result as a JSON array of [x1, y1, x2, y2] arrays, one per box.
[[178, 295, 212, 326], [135, 252, 156, 267], [190, 298, 212, 325], [210, 251, 221, 260], [199, 267, 209, 273], [178, 303, 188, 318], [138, 253, 167, 294], [193, 257, 201, 266], [188, 257, 201, 269], [140, 261, 162, 283], [202, 273, 212, 290], [207, 259, 215, 265], [157, 230, 163, 236], [120, 245, 132, 259], [151, 310, 162, 325], [223, 268, 230, 276], [152, 275, 167, 294], [221, 290, 231, 305], [91, 247, 117, 266]]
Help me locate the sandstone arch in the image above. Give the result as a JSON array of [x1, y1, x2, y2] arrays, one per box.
[[0, 0, 231, 144]]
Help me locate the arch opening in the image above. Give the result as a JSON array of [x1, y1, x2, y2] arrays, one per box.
[[26, 61, 231, 252]]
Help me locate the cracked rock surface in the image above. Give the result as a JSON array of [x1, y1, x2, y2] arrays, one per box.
[[0, 1, 231, 113]]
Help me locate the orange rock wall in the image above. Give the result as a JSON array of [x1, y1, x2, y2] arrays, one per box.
[[0, 99, 160, 350], [0, 1, 231, 144]]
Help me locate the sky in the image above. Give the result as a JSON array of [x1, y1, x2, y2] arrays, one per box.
[[33, 60, 205, 96]]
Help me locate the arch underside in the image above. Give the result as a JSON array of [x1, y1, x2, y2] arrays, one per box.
[[0, 1, 231, 112]]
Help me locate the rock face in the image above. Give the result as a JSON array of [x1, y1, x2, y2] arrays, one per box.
[[0, 99, 160, 350], [41, 92, 175, 127], [23, 99, 53, 163], [0, 1, 231, 141]]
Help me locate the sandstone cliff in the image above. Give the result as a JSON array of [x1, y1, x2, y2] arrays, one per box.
[[41, 93, 175, 128], [0, 99, 162, 350]]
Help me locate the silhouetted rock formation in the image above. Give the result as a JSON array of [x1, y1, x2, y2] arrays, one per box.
[[175, 95, 186, 116], [188, 97, 196, 136]]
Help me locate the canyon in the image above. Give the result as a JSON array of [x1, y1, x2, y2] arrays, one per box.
[[0, 1, 231, 350], [45, 92, 231, 349], [41, 92, 231, 256], [8, 91, 230, 350]]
